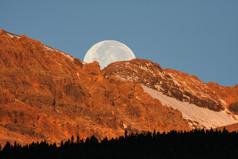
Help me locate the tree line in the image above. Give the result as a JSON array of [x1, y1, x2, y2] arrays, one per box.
[[1, 128, 238, 159]]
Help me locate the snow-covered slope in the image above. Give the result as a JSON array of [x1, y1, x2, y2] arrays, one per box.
[[104, 59, 238, 129], [143, 85, 237, 129]]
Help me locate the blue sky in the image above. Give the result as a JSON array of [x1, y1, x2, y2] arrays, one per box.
[[1, 0, 237, 86]]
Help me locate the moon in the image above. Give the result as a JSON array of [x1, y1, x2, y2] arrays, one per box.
[[84, 40, 136, 69]]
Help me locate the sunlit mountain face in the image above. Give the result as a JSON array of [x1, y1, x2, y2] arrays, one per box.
[[0, 29, 237, 147]]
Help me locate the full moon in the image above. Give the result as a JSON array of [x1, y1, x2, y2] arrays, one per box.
[[84, 40, 136, 69]]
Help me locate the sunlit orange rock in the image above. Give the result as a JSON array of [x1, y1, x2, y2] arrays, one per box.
[[0, 29, 190, 146], [104, 59, 235, 112]]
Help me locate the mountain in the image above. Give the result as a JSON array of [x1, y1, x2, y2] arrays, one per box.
[[104, 59, 238, 128], [0, 29, 237, 146], [0, 29, 190, 146]]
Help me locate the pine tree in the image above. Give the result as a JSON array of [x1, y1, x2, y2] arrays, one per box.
[[71, 135, 74, 144], [3, 141, 12, 151], [77, 136, 80, 143], [14, 141, 17, 148], [125, 130, 128, 138]]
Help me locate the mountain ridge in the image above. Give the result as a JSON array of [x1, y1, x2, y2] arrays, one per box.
[[0, 29, 237, 146], [103, 56, 238, 128], [0, 29, 191, 146]]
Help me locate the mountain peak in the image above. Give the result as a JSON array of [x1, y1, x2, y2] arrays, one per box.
[[0, 30, 191, 146], [104, 59, 238, 128], [0, 29, 237, 146]]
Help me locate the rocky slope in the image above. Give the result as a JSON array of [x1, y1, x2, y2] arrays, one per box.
[[0, 29, 190, 146], [103, 59, 238, 128], [217, 123, 238, 132]]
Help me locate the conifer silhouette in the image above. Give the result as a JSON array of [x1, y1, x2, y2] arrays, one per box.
[[1, 129, 238, 159]]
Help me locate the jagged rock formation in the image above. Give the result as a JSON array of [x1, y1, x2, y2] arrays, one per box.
[[103, 59, 238, 128], [0, 29, 190, 146], [229, 101, 238, 115], [104, 59, 231, 111]]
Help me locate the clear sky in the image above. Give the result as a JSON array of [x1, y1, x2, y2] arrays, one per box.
[[1, 0, 237, 86]]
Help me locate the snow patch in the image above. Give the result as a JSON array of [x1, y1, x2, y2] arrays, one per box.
[[60, 51, 74, 61], [6, 33, 14, 38], [138, 65, 153, 74], [6, 33, 20, 39], [167, 72, 180, 86], [42, 44, 74, 61], [142, 85, 237, 129], [123, 123, 127, 129], [44, 45, 53, 52]]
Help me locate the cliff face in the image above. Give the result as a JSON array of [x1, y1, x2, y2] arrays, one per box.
[[166, 69, 238, 111], [0, 29, 190, 146], [104, 59, 231, 111], [103, 59, 238, 129]]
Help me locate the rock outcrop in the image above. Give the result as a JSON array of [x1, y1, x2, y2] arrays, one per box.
[[103, 59, 234, 111], [0, 29, 190, 146], [1, 29, 237, 146], [103, 59, 238, 129], [229, 101, 238, 115]]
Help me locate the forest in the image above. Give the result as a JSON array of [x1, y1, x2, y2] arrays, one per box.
[[1, 128, 238, 159]]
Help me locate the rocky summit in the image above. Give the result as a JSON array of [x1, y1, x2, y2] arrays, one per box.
[[0, 29, 237, 146], [104, 59, 238, 129], [0, 29, 190, 146]]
